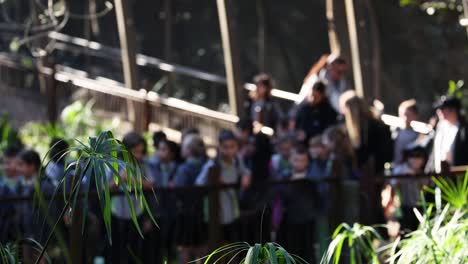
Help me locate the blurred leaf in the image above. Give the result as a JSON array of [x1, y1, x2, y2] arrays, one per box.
[[9, 38, 20, 53], [448, 80, 457, 95]]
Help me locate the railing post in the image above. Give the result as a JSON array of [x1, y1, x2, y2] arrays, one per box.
[[207, 165, 221, 250], [37, 58, 58, 123]]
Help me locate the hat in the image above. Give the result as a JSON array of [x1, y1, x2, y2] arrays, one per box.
[[434, 95, 462, 112]]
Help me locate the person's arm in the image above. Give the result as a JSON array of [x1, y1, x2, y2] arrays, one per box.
[[238, 159, 252, 190], [195, 161, 212, 186]]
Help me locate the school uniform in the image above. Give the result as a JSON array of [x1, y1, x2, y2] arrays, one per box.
[[107, 162, 145, 264], [143, 156, 178, 263], [196, 157, 250, 242], [0, 181, 15, 243], [277, 170, 318, 262], [173, 158, 206, 246], [14, 175, 55, 242]]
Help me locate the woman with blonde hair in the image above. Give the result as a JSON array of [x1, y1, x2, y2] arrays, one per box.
[[339, 90, 393, 224], [339, 90, 392, 173]]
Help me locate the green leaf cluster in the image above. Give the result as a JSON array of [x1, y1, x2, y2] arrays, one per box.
[[322, 171, 468, 264], [201, 242, 307, 264]]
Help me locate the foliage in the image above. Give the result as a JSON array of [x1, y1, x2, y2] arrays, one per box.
[[201, 242, 307, 264], [0, 114, 21, 152], [320, 223, 382, 264], [321, 171, 468, 264], [388, 205, 468, 264], [1, 130, 155, 263], [19, 100, 120, 159], [43, 130, 156, 243], [0, 239, 50, 264]]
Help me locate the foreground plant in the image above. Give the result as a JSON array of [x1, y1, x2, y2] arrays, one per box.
[[320, 223, 382, 264], [321, 171, 468, 264], [0, 239, 50, 264], [200, 242, 307, 264], [30, 130, 156, 263]]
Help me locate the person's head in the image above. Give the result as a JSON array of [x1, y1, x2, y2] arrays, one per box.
[[181, 127, 200, 144], [218, 130, 239, 161], [307, 81, 327, 105], [235, 118, 254, 143], [435, 96, 461, 125], [276, 135, 295, 160], [49, 138, 69, 165], [290, 146, 310, 173], [327, 57, 347, 81], [122, 132, 147, 161], [398, 99, 419, 128], [339, 90, 372, 147], [308, 136, 329, 160], [403, 146, 427, 172], [3, 146, 21, 178], [152, 131, 167, 148], [18, 149, 41, 179], [181, 134, 206, 159], [275, 116, 291, 137], [157, 140, 179, 163], [253, 73, 273, 100]]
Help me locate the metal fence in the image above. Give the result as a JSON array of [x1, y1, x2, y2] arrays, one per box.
[[0, 169, 465, 264]]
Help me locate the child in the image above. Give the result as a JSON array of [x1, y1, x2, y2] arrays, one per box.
[[173, 134, 207, 264], [15, 150, 55, 242], [45, 138, 69, 188], [270, 135, 294, 179], [388, 145, 427, 232], [277, 146, 317, 262], [1, 146, 21, 191], [144, 139, 179, 263], [109, 132, 148, 264], [308, 136, 332, 207], [196, 130, 251, 241], [0, 146, 21, 243]]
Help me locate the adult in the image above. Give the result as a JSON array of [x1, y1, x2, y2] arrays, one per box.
[[294, 81, 338, 143], [427, 96, 468, 173], [340, 90, 393, 224], [299, 55, 349, 113], [393, 99, 420, 165], [339, 90, 393, 173], [249, 73, 283, 129]]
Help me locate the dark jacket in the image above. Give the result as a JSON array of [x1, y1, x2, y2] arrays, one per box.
[[452, 120, 468, 166], [295, 99, 338, 142], [355, 117, 393, 173], [249, 98, 283, 129]]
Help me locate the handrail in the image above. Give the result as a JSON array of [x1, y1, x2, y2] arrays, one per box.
[[55, 66, 240, 124], [0, 169, 465, 203], [49, 31, 300, 102], [0, 51, 434, 134]]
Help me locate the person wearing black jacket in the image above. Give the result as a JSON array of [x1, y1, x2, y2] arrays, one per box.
[[294, 81, 338, 144]]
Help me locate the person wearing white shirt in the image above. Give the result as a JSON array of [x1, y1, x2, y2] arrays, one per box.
[[428, 96, 468, 173]]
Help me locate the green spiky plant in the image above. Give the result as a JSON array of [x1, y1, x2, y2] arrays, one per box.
[[2, 130, 157, 264], [0, 239, 51, 264], [200, 242, 308, 264], [320, 223, 382, 264], [321, 171, 468, 264], [388, 172, 468, 264]]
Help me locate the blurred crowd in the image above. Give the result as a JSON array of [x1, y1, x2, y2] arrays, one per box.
[[1, 56, 468, 263]]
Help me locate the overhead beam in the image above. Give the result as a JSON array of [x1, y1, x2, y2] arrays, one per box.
[[217, 0, 244, 117]]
